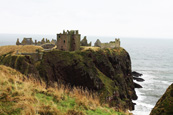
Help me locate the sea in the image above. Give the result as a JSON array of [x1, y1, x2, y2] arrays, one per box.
[[0, 34, 173, 115]]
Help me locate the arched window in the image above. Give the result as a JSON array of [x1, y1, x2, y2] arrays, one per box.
[[64, 40, 65, 44]]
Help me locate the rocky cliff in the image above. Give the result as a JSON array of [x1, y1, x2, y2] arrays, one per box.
[[150, 83, 173, 115], [0, 47, 137, 111]]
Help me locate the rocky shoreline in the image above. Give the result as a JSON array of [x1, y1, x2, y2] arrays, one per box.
[[132, 71, 144, 88]]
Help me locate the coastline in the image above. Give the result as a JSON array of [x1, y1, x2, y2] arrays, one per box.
[[131, 72, 172, 115]]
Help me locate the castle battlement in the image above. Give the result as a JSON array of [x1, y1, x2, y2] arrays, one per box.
[[61, 30, 79, 35]]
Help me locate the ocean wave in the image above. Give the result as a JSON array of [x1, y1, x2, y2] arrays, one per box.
[[132, 73, 160, 115], [132, 101, 154, 115]]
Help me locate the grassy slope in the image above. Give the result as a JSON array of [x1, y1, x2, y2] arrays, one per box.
[[0, 65, 127, 115], [150, 83, 173, 115], [0, 45, 43, 56]]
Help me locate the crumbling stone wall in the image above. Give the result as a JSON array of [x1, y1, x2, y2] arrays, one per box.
[[16, 38, 57, 46], [80, 36, 91, 46], [94, 39, 102, 47], [41, 43, 55, 49], [94, 38, 120, 49], [100, 43, 116, 49]]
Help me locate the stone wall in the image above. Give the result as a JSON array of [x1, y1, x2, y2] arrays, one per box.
[[41, 43, 55, 49], [94, 38, 120, 49], [100, 43, 116, 49]]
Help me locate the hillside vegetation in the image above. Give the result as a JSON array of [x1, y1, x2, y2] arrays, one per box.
[[150, 83, 173, 115], [0, 45, 43, 56], [0, 65, 127, 115]]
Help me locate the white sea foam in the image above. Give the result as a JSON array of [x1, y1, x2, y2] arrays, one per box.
[[132, 73, 158, 115], [132, 72, 172, 115], [132, 110, 151, 115], [161, 81, 171, 85]]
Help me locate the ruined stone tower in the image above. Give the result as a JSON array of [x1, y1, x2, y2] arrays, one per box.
[[16, 38, 21, 45], [115, 38, 120, 48], [21, 38, 34, 45], [94, 39, 101, 47], [56, 30, 81, 51], [80, 36, 91, 46]]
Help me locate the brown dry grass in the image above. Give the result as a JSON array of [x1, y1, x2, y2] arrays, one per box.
[[80, 46, 100, 51], [70, 87, 100, 110], [0, 65, 103, 115], [0, 45, 43, 56]]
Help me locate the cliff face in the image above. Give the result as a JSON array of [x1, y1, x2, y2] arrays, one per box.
[[0, 48, 137, 111], [150, 83, 173, 115], [38, 48, 137, 110]]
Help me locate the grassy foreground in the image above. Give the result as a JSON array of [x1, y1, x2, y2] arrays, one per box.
[[0, 65, 127, 115]]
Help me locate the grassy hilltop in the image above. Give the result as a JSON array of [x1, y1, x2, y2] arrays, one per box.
[[0, 45, 43, 56]]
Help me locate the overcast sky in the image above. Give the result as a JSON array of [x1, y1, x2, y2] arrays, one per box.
[[0, 0, 173, 38]]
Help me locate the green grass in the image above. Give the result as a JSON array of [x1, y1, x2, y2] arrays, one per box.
[[35, 92, 125, 115]]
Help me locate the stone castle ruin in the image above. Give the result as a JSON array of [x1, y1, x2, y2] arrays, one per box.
[[80, 36, 91, 46], [115, 38, 120, 48], [16, 38, 56, 49], [16, 38, 34, 45], [94, 39, 102, 47], [16, 30, 120, 51], [94, 38, 120, 49], [15, 30, 121, 62], [56, 30, 80, 51]]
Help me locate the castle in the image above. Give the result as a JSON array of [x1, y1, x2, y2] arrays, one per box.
[[15, 30, 121, 62], [16, 30, 120, 51], [56, 30, 80, 51]]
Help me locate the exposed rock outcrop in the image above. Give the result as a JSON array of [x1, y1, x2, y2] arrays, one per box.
[[150, 83, 173, 115], [132, 71, 142, 77], [134, 82, 143, 88], [133, 77, 145, 82]]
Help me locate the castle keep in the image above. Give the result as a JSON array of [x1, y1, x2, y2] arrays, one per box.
[[56, 30, 80, 51]]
